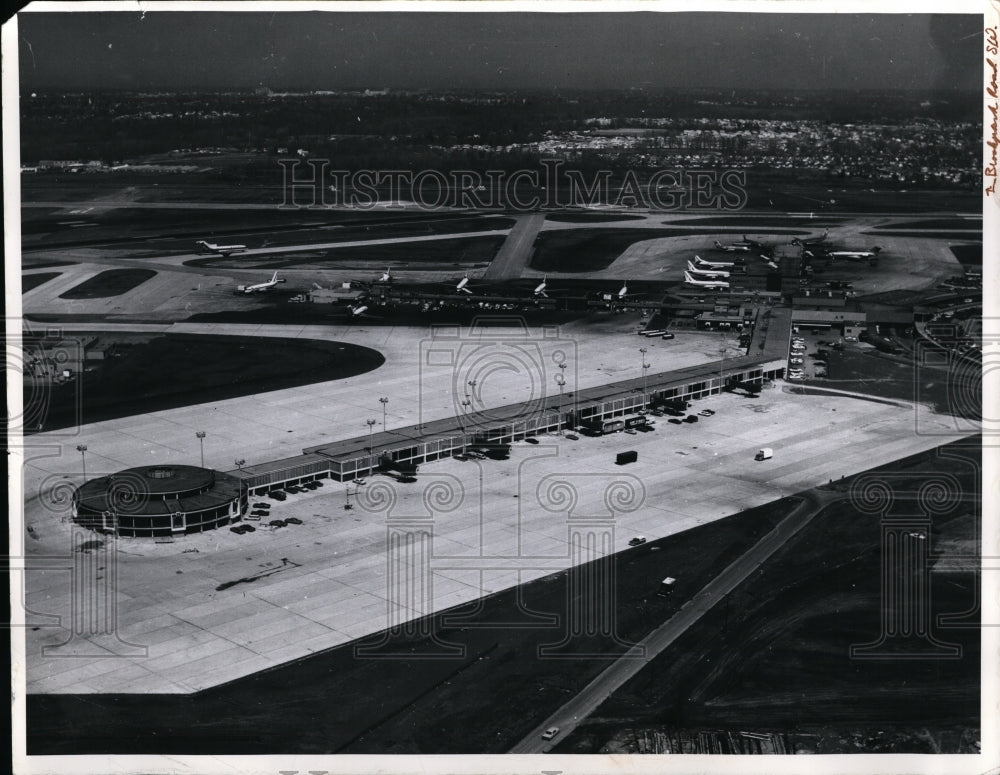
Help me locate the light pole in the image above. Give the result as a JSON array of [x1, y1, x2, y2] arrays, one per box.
[[76, 444, 88, 481], [195, 431, 206, 467], [379, 396, 389, 432], [719, 335, 729, 395], [367, 418, 377, 474], [639, 347, 649, 410], [555, 373, 566, 436], [467, 379, 477, 399], [235, 458, 246, 471]]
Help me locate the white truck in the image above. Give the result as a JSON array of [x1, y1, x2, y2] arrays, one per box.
[[755, 448, 773, 461]]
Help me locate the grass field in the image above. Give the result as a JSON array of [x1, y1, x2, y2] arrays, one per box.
[[530, 227, 814, 272], [24, 205, 511, 253], [57, 269, 157, 299], [879, 219, 982, 230], [186, 234, 507, 271], [22, 273, 61, 293], [671, 217, 840, 228], [530, 228, 690, 272], [554, 439, 980, 755], [860, 230, 982, 241], [950, 244, 983, 267], [544, 213, 649, 223], [28, 333, 385, 433], [22, 260, 78, 269], [811, 345, 979, 420]]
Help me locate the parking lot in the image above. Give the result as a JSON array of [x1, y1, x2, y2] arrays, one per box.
[[23, 383, 975, 694]]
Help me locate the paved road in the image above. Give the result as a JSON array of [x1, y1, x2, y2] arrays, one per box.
[[482, 213, 545, 279], [509, 489, 840, 753]]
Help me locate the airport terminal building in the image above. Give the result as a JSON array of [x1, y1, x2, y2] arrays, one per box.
[[226, 307, 792, 495], [73, 464, 247, 537]]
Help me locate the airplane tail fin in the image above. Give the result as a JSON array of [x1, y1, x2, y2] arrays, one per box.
[[683, 272, 693, 283], [713, 241, 722, 248], [271, 272, 278, 283]]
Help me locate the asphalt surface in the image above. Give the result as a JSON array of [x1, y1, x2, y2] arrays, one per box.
[[482, 212, 546, 279], [509, 488, 839, 753]]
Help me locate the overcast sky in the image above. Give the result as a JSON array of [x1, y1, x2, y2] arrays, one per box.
[[17, 11, 982, 92]]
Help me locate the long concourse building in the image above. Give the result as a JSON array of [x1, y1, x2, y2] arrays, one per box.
[[227, 307, 791, 494]]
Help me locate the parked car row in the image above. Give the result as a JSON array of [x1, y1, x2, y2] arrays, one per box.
[[788, 335, 807, 380]]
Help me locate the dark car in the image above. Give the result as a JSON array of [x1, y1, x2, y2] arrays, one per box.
[[269, 491, 287, 501], [684, 415, 699, 423], [524, 437, 539, 444], [565, 433, 579, 440], [249, 510, 269, 518], [253, 502, 271, 509], [230, 525, 246, 535], [668, 418, 683, 425], [284, 517, 303, 525], [269, 519, 287, 528]]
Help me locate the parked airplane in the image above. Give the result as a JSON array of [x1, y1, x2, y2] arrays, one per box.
[[694, 254, 736, 269], [239, 272, 285, 294], [738, 235, 770, 250], [759, 254, 779, 269], [616, 280, 646, 299], [826, 247, 882, 260], [533, 276, 549, 298], [714, 239, 752, 253], [684, 271, 729, 289], [456, 274, 474, 294], [197, 240, 247, 256], [686, 261, 729, 279], [791, 229, 829, 246]]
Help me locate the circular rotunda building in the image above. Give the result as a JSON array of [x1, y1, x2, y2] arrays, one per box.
[[73, 464, 247, 537]]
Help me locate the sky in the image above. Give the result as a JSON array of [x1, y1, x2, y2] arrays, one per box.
[[16, 10, 983, 92]]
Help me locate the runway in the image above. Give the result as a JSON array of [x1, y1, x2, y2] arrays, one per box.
[[482, 213, 545, 279]]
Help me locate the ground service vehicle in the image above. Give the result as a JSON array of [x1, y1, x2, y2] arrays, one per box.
[[658, 576, 677, 595], [755, 448, 773, 461], [588, 418, 625, 434], [616, 450, 638, 465]]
